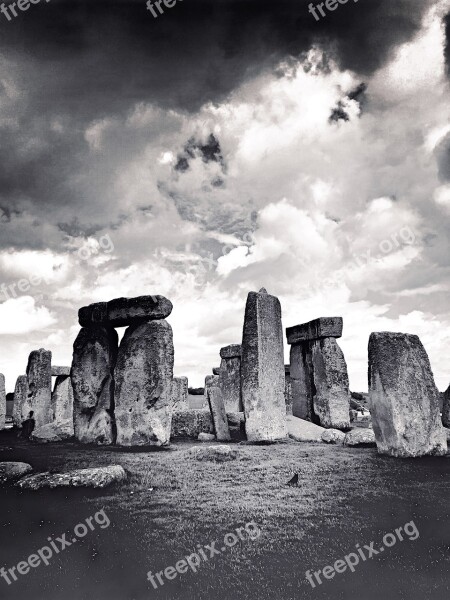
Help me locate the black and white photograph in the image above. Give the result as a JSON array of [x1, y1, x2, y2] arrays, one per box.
[[0, 0, 449, 598]]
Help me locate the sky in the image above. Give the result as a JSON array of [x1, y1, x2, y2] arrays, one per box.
[[0, 0, 449, 392]]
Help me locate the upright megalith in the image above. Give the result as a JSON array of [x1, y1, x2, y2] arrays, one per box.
[[72, 326, 118, 445], [241, 288, 287, 441], [207, 384, 231, 442], [26, 349, 52, 428], [13, 376, 29, 428], [441, 383, 450, 427], [0, 374, 5, 430], [114, 320, 174, 446], [219, 344, 242, 412], [284, 365, 293, 415], [172, 376, 189, 410], [369, 332, 446, 457], [286, 317, 350, 429], [52, 375, 74, 426]]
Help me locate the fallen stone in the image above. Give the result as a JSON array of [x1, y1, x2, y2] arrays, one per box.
[[72, 325, 118, 445], [321, 429, 346, 444], [286, 317, 343, 345], [30, 421, 74, 443], [51, 366, 71, 377], [114, 320, 174, 446], [343, 429, 376, 447], [171, 409, 213, 438], [12, 375, 29, 428], [198, 432, 216, 442], [207, 385, 231, 441], [172, 376, 189, 410], [26, 349, 52, 428], [17, 465, 126, 490], [52, 375, 74, 426], [79, 295, 173, 327], [220, 344, 242, 359], [189, 445, 237, 462], [0, 462, 33, 483], [0, 373, 5, 430], [369, 332, 446, 457], [287, 416, 324, 442], [241, 288, 287, 441]]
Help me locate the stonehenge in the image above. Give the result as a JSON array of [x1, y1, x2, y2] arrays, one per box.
[[2, 287, 449, 463], [241, 288, 287, 441], [369, 332, 446, 457], [286, 317, 350, 430]]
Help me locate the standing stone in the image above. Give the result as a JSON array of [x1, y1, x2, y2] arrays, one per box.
[[284, 365, 293, 415], [52, 376, 74, 426], [13, 376, 29, 428], [369, 332, 446, 457], [204, 374, 219, 407], [218, 344, 242, 412], [441, 383, 450, 427], [172, 376, 189, 410], [310, 338, 351, 429], [207, 384, 231, 441], [287, 318, 350, 429], [212, 367, 221, 376], [72, 326, 118, 445], [241, 288, 287, 441], [0, 374, 5, 430], [114, 320, 174, 446], [26, 349, 52, 429]]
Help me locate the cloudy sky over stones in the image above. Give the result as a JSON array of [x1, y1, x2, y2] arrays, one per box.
[[0, 0, 449, 391]]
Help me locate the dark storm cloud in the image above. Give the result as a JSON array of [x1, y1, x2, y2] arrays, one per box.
[[0, 0, 435, 249]]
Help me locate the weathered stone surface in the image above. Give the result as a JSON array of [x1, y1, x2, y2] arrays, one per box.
[[441, 383, 450, 427], [343, 428, 376, 447], [26, 349, 52, 429], [289, 344, 314, 421], [79, 296, 173, 327], [0, 462, 33, 483], [172, 376, 189, 410], [72, 326, 118, 445], [220, 344, 242, 359], [289, 337, 350, 429], [311, 338, 350, 429], [349, 409, 358, 422], [227, 412, 245, 441], [287, 415, 324, 442], [241, 289, 287, 441], [30, 421, 74, 443], [322, 429, 346, 444], [114, 320, 174, 446], [198, 432, 216, 442], [12, 376, 29, 428], [218, 352, 242, 412], [189, 445, 237, 462], [212, 367, 221, 375], [171, 409, 213, 438], [284, 365, 293, 416], [17, 465, 126, 490], [369, 332, 446, 457], [286, 317, 343, 345], [51, 366, 71, 377], [0, 374, 5, 431], [207, 385, 231, 441], [52, 376, 74, 426]]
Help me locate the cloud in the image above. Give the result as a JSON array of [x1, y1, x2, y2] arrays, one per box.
[[0, 297, 56, 335]]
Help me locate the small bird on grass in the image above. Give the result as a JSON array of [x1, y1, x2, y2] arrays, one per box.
[[286, 473, 299, 487]]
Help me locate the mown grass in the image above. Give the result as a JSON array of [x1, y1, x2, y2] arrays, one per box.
[[1, 432, 450, 600]]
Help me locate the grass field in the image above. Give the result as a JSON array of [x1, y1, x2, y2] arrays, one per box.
[[1, 431, 450, 600]]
